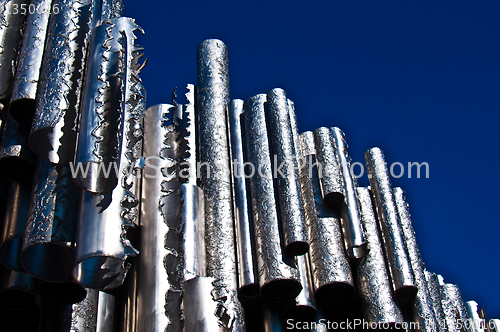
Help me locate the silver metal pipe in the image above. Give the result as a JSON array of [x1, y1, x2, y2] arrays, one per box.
[[9, 0, 52, 126], [356, 187, 404, 326], [228, 98, 258, 297], [30, 0, 109, 164], [0, 181, 32, 272], [364, 147, 417, 302], [466, 301, 486, 332], [0, 0, 28, 103], [393, 187, 438, 331], [0, 266, 38, 310], [441, 283, 473, 332], [101, 0, 123, 19], [120, 261, 137, 332], [425, 270, 448, 332], [0, 114, 36, 182], [313, 127, 344, 211], [197, 39, 244, 331], [266, 88, 308, 256], [285, 253, 317, 322], [21, 160, 81, 282], [242, 94, 301, 303], [299, 131, 354, 305], [183, 276, 220, 332]]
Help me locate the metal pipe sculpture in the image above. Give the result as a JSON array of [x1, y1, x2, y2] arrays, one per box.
[[0, 114, 36, 181], [285, 253, 317, 321], [0, 0, 28, 103], [299, 131, 355, 305], [228, 98, 258, 297], [9, 0, 52, 126], [243, 93, 301, 303], [364, 147, 417, 302], [425, 270, 448, 331], [331, 127, 367, 259], [266, 88, 308, 256], [441, 282, 473, 332], [196, 39, 244, 331], [356, 187, 404, 326], [393, 187, 439, 331]]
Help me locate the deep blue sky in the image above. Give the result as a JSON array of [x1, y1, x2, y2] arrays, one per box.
[[124, 1, 500, 317]]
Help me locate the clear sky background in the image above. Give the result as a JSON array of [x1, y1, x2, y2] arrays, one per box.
[[124, 0, 500, 317]]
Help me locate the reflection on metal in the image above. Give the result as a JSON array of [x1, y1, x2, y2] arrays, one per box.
[[331, 127, 367, 259], [299, 131, 354, 305], [183, 276, 220, 332], [0, 181, 31, 271], [197, 39, 244, 331], [21, 160, 80, 282], [394, 187, 438, 331], [9, 0, 51, 125], [467, 301, 486, 332], [0, 0, 27, 102], [425, 270, 448, 332], [266, 88, 308, 256], [364, 147, 417, 302], [441, 283, 473, 332], [0, 266, 37, 310], [356, 187, 403, 326], [228, 99, 258, 297], [313, 127, 344, 211], [285, 253, 317, 321], [243, 93, 301, 303], [0, 114, 36, 181]]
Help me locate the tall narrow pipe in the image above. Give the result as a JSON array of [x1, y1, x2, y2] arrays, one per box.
[[425, 270, 448, 332], [285, 253, 317, 322], [394, 187, 438, 331], [441, 283, 473, 332], [183, 276, 221, 332], [364, 147, 417, 302], [466, 301, 486, 332], [356, 187, 404, 326], [243, 93, 301, 303], [299, 131, 354, 305], [197, 39, 244, 330], [228, 99, 258, 297], [266, 88, 308, 256], [331, 127, 367, 259], [9, 0, 52, 126]]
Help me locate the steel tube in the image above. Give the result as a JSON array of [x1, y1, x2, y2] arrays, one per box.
[[183, 276, 221, 332], [243, 93, 301, 303], [197, 39, 244, 330], [441, 283, 473, 332], [9, 0, 52, 126], [425, 270, 447, 332], [356, 187, 404, 326], [466, 301, 486, 332], [284, 253, 317, 322], [364, 147, 417, 302]]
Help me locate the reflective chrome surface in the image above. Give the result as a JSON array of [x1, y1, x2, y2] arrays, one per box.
[[285, 253, 317, 321], [183, 276, 220, 332], [425, 270, 448, 332], [441, 283, 473, 332]]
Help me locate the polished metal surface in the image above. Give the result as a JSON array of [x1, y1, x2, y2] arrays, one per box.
[[243, 93, 301, 303], [266, 88, 308, 256], [9, 0, 51, 126], [183, 276, 221, 332], [21, 160, 80, 282], [394, 187, 438, 331], [356, 187, 404, 326], [441, 283, 473, 332], [197, 39, 244, 331], [425, 270, 448, 332], [299, 131, 354, 305], [0, 114, 36, 181], [120, 262, 137, 332], [30, 0, 107, 164], [313, 127, 344, 211], [331, 127, 367, 259], [364, 147, 417, 302], [285, 253, 317, 321], [228, 98, 258, 297], [0, 265, 37, 310], [0, 181, 31, 271], [0, 0, 27, 103]]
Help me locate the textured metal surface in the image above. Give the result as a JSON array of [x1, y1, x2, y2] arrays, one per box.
[[21, 160, 80, 282], [313, 127, 344, 211], [9, 0, 51, 126], [0, 181, 31, 271], [0, 0, 27, 102], [30, 0, 106, 164], [266, 88, 308, 256], [394, 187, 439, 331], [425, 270, 448, 332], [74, 18, 143, 193], [285, 253, 317, 321], [356, 187, 404, 325], [441, 283, 473, 332], [243, 93, 301, 303], [364, 147, 417, 302], [0, 265, 37, 310], [0, 114, 36, 181], [299, 131, 354, 305], [331, 127, 367, 259], [183, 276, 220, 332], [197, 39, 244, 331], [228, 98, 258, 297]]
